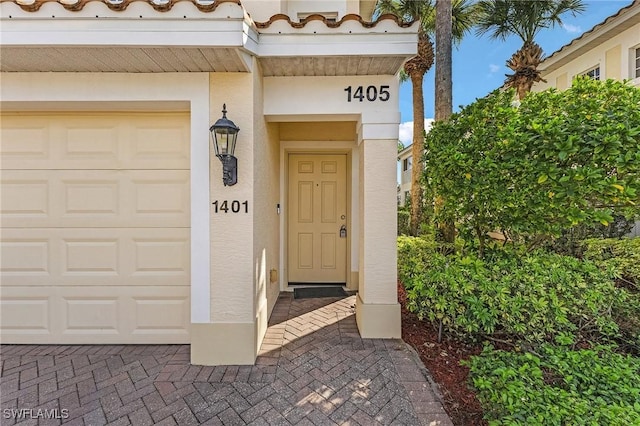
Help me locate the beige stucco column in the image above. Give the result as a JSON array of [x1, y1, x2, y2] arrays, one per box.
[[355, 114, 401, 339], [191, 72, 258, 366]]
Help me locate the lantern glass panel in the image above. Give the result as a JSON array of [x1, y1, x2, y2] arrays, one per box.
[[216, 131, 230, 155]]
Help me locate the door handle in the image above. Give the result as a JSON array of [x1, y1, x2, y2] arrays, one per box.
[[340, 225, 347, 238]]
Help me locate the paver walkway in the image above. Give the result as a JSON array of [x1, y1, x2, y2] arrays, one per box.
[[0, 294, 452, 425]]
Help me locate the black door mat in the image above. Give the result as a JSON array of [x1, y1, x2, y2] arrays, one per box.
[[294, 286, 347, 299], [289, 282, 347, 286]]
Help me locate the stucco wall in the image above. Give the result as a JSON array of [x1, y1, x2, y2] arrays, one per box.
[[280, 122, 356, 141], [241, 0, 363, 23], [241, 0, 282, 23], [286, 0, 359, 20], [534, 24, 640, 91], [251, 60, 282, 349], [358, 138, 398, 303], [209, 72, 255, 325]]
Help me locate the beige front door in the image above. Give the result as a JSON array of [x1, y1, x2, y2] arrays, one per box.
[[288, 154, 347, 284]]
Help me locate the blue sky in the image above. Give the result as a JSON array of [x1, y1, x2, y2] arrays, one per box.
[[397, 0, 634, 145]]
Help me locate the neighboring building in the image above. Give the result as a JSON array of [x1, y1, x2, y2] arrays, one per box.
[[533, 0, 640, 91], [0, 0, 418, 365], [397, 144, 412, 206]]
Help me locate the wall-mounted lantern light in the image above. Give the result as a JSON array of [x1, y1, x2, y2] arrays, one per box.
[[209, 104, 240, 186]]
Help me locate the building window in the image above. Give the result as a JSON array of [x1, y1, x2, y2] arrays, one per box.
[[402, 157, 412, 171], [581, 66, 600, 81], [635, 47, 640, 79]]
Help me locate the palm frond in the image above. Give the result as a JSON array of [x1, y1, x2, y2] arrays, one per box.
[[451, 0, 480, 44], [398, 69, 409, 83], [475, 0, 586, 44], [374, 0, 400, 19], [375, 0, 436, 33]]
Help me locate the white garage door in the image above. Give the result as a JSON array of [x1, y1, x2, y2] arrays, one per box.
[[0, 112, 191, 344]]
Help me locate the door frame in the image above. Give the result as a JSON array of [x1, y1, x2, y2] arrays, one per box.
[[279, 141, 358, 292]]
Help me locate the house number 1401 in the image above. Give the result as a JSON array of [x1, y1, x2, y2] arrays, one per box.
[[344, 85, 390, 102], [212, 200, 249, 213]]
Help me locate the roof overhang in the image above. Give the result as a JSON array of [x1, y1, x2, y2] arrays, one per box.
[[0, 0, 257, 72], [256, 14, 417, 76], [397, 144, 412, 159], [0, 0, 418, 76], [539, 1, 640, 75]]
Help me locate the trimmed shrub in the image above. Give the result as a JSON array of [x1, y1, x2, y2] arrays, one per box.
[[424, 78, 640, 255], [397, 208, 410, 236], [397, 235, 438, 284], [398, 240, 625, 343], [582, 238, 640, 351], [544, 215, 637, 257], [583, 237, 640, 289], [465, 344, 640, 425]]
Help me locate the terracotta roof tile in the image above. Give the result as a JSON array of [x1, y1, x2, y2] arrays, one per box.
[[2, 0, 413, 30], [254, 13, 413, 29], [1, 0, 240, 13]]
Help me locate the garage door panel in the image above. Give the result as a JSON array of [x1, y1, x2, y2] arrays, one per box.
[[125, 120, 190, 169], [1, 228, 189, 286], [62, 175, 120, 217], [0, 238, 51, 277], [0, 120, 51, 167], [0, 175, 49, 218], [1, 114, 120, 170], [1, 170, 189, 228], [132, 238, 189, 275], [0, 296, 51, 335], [132, 296, 190, 335], [1, 113, 190, 170], [63, 122, 119, 162], [0, 286, 190, 344], [130, 171, 190, 222], [64, 297, 120, 335], [64, 238, 120, 276]]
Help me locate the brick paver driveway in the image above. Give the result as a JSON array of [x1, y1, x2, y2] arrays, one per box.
[[1, 294, 452, 425]]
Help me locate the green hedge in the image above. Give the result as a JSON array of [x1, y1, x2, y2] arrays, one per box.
[[465, 344, 640, 425], [397, 208, 410, 236], [583, 238, 640, 288], [423, 79, 640, 255], [398, 237, 626, 343]]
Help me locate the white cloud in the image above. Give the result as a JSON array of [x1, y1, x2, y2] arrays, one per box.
[[489, 63, 500, 74], [562, 23, 582, 34], [398, 118, 434, 146]]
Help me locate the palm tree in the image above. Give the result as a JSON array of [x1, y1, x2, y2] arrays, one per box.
[[376, 0, 476, 236], [435, 0, 452, 120], [476, 0, 586, 100], [435, 0, 454, 243]]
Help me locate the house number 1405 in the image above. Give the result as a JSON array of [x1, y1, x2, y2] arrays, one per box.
[[212, 200, 249, 213], [344, 85, 390, 102]]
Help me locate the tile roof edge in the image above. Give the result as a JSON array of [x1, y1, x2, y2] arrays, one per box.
[[254, 13, 413, 30], [1, 0, 240, 13]]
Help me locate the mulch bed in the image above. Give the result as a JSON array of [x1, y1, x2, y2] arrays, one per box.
[[398, 281, 487, 426]]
